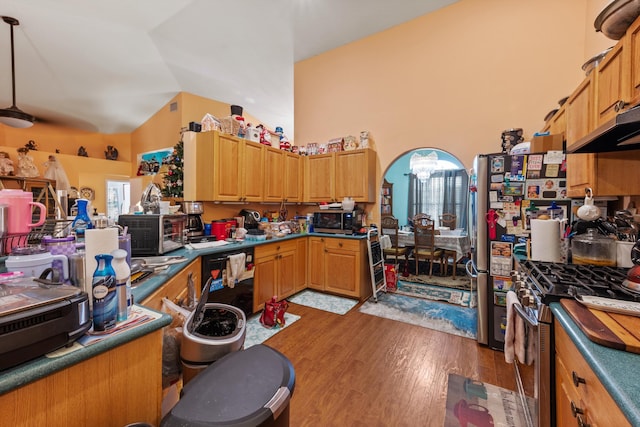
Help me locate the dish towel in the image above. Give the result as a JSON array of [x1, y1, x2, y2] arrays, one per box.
[[504, 290, 526, 364], [380, 235, 392, 250], [226, 253, 246, 288]]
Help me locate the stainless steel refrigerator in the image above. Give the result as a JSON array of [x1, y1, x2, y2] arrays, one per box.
[[469, 152, 570, 349]]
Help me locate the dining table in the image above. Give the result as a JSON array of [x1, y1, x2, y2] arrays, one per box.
[[392, 229, 472, 262]]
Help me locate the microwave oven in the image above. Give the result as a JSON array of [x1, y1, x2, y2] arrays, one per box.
[[312, 209, 364, 234], [118, 214, 186, 256]]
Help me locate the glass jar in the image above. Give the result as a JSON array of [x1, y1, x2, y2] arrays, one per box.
[[571, 228, 616, 266]]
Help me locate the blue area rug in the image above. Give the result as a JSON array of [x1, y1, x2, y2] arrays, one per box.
[[243, 312, 301, 349], [396, 280, 476, 308], [288, 289, 358, 315], [359, 292, 477, 339]]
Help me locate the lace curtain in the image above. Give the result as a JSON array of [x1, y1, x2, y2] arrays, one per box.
[[407, 169, 468, 229]]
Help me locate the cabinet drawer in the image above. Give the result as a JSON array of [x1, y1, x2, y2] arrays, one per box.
[[255, 240, 297, 258], [555, 323, 630, 426], [141, 258, 201, 312], [323, 238, 360, 251]]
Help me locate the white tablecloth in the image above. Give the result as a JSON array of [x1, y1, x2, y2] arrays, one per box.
[[393, 230, 471, 261]]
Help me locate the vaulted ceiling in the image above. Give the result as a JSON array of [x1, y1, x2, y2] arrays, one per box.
[[0, 0, 457, 135]]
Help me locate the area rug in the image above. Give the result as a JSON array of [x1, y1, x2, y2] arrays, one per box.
[[444, 373, 534, 427], [243, 312, 301, 349], [396, 280, 477, 308], [359, 292, 477, 339], [401, 273, 473, 291], [287, 289, 358, 315]]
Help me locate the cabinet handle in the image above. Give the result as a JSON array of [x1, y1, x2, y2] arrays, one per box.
[[571, 401, 584, 417], [576, 415, 590, 427], [572, 371, 586, 387], [614, 100, 628, 112], [338, 242, 343, 247]]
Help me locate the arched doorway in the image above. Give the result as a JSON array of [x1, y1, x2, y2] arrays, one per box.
[[382, 148, 469, 232]]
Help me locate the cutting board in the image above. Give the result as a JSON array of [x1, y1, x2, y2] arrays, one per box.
[[561, 299, 640, 354]]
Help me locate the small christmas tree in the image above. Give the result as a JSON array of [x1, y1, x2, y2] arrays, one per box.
[[161, 137, 184, 198]]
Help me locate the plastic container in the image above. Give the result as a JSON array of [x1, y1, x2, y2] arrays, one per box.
[[72, 198, 93, 236], [92, 254, 117, 331], [571, 228, 616, 267], [111, 249, 131, 321]]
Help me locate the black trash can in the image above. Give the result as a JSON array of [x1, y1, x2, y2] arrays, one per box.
[[161, 344, 295, 427]]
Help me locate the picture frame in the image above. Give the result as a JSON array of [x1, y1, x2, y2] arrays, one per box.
[[136, 147, 173, 176]]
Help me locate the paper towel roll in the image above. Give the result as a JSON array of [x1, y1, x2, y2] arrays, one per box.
[[84, 227, 119, 306], [530, 219, 562, 262]]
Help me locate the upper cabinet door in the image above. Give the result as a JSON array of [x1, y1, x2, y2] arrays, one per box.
[[595, 42, 630, 127], [283, 151, 303, 202], [305, 153, 335, 202], [263, 147, 285, 202], [241, 141, 265, 202], [214, 133, 243, 201], [335, 149, 376, 202], [565, 75, 595, 148], [626, 17, 640, 107]]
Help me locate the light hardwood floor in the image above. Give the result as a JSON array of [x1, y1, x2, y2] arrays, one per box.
[[263, 299, 534, 427]]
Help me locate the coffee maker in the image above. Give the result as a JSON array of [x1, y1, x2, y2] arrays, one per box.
[[183, 201, 205, 239]]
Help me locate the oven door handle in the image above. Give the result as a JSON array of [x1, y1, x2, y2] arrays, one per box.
[[514, 303, 538, 329]]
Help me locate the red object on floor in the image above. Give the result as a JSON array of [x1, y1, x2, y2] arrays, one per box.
[[385, 264, 398, 292]]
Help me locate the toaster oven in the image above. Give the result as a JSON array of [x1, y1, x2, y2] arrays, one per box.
[[117, 214, 186, 256]]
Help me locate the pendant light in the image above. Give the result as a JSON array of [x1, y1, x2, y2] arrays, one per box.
[[0, 16, 35, 128]]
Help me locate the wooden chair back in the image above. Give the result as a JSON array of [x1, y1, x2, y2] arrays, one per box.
[[412, 213, 431, 228], [381, 216, 400, 247], [439, 213, 457, 230], [414, 217, 437, 251]]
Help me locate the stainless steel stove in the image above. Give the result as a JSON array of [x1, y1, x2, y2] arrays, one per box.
[[510, 260, 636, 427]]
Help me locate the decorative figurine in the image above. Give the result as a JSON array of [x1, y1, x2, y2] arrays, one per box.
[[43, 155, 71, 191], [25, 140, 38, 151], [78, 146, 88, 157], [15, 147, 39, 178], [0, 152, 14, 176], [105, 145, 118, 160]]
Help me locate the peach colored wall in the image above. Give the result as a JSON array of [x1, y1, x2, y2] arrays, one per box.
[[0, 122, 131, 161], [294, 0, 613, 178]]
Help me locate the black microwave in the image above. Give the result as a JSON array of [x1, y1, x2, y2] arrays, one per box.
[[312, 209, 363, 234], [118, 214, 186, 256]]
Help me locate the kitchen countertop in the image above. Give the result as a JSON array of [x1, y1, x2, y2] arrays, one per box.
[[551, 302, 640, 426], [0, 231, 366, 395]]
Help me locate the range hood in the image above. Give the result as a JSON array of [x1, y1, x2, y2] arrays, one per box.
[[566, 105, 640, 153]]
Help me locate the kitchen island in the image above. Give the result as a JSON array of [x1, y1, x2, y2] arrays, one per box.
[[0, 231, 368, 426], [551, 303, 640, 426]]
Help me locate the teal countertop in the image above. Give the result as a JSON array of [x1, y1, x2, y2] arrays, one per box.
[[1, 231, 365, 395], [551, 302, 640, 426]]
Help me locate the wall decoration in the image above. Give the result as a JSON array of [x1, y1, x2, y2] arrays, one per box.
[[136, 147, 173, 176]]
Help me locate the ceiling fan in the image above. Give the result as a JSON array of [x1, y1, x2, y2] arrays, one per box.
[[0, 16, 35, 128]]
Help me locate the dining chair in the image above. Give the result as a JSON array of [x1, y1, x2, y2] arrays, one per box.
[[439, 213, 457, 230], [413, 216, 443, 277], [381, 216, 409, 269], [439, 213, 459, 278]]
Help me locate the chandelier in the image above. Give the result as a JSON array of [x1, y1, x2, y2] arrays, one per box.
[[410, 151, 438, 181]]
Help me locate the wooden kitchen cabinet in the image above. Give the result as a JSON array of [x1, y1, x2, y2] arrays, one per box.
[[254, 239, 306, 312], [304, 148, 376, 203], [565, 74, 596, 148], [546, 104, 566, 137], [264, 147, 303, 202], [0, 329, 164, 427], [566, 150, 640, 197], [627, 17, 640, 107], [307, 236, 372, 300], [595, 42, 629, 127], [141, 258, 201, 312], [305, 153, 335, 202], [183, 131, 264, 202], [555, 321, 631, 427]]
